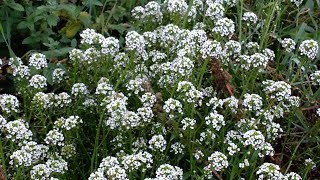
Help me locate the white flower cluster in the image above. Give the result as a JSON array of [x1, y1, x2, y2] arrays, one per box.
[[262, 80, 291, 101], [205, 3, 225, 21], [61, 144, 76, 159], [242, 12, 258, 25], [200, 40, 223, 59], [44, 129, 65, 146], [13, 65, 30, 79], [132, 1, 163, 22], [205, 111, 225, 131], [121, 151, 153, 172], [170, 142, 185, 154], [176, 81, 203, 106], [126, 76, 147, 95], [305, 158, 316, 169], [89, 156, 128, 180], [256, 163, 284, 180], [163, 98, 183, 118], [29, 53, 47, 70], [4, 119, 33, 143], [140, 92, 157, 107], [281, 38, 296, 53], [164, 0, 188, 15], [71, 83, 89, 96], [212, 18, 235, 38], [10, 141, 48, 167], [299, 39, 319, 60], [29, 74, 47, 89], [204, 151, 228, 172], [30, 158, 68, 180], [54, 115, 83, 130], [52, 68, 67, 84], [290, 0, 303, 7], [223, 40, 241, 58], [181, 117, 196, 130], [0, 94, 19, 114], [125, 31, 146, 54], [54, 92, 72, 107], [310, 70, 320, 85], [242, 93, 263, 111], [8, 57, 23, 68], [155, 164, 183, 180], [148, 134, 167, 152]]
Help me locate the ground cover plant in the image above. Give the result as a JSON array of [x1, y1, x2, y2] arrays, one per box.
[[0, 0, 320, 179]]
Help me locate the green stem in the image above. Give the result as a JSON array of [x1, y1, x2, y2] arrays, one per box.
[[90, 113, 104, 172], [0, 138, 7, 180]]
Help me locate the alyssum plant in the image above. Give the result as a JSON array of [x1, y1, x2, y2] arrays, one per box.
[[0, 0, 319, 179]]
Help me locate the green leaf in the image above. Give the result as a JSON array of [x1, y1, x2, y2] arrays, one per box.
[[88, 0, 103, 6], [47, 15, 59, 27], [8, 2, 25, 11], [43, 47, 74, 58], [22, 36, 37, 45], [78, 11, 91, 27]]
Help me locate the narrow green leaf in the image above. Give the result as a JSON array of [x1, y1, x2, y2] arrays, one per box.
[[8, 2, 25, 11]]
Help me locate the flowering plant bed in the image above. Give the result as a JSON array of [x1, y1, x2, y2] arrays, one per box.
[[0, 0, 319, 179]]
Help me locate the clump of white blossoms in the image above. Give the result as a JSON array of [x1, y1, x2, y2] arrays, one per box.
[[140, 92, 157, 107], [46, 158, 68, 174], [125, 31, 145, 54], [291, 0, 303, 7], [242, 12, 258, 25], [256, 163, 284, 180], [281, 38, 296, 53], [10, 141, 48, 167], [0, 94, 19, 114], [242, 93, 263, 111], [212, 18, 235, 38], [205, 3, 225, 21], [54, 92, 72, 108], [101, 37, 120, 57], [131, 6, 145, 20], [204, 151, 228, 173], [4, 119, 33, 143], [13, 65, 30, 79], [181, 117, 196, 130], [223, 40, 241, 58], [310, 70, 320, 85], [305, 158, 316, 169], [317, 108, 320, 117], [121, 151, 153, 172], [205, 111, 225, 131], [61, 144, 76, 159], [71, 83, 89, 96], [242, 130, 265, 150], [170, 142, 185, 154], [145, 1, 163, 22], [148, 134, 167, 152], [299, 39, 319, 60], [52, 68, 67, 84], [164, 0, 188, 15], [285, 172, 302, 180], [8, 57, 23, 68], [155, 164, 183, 180], [163, 98, 183, 118], [44, 129, 65, 146], [262, 80, 292, 101], [200, 39, 222, 59], [29, 75, 47, 89], [30, 163, 51, 180], [29, 53, 47, 70], [54, 115, 83, 130], [0, 115, 6, 130]]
